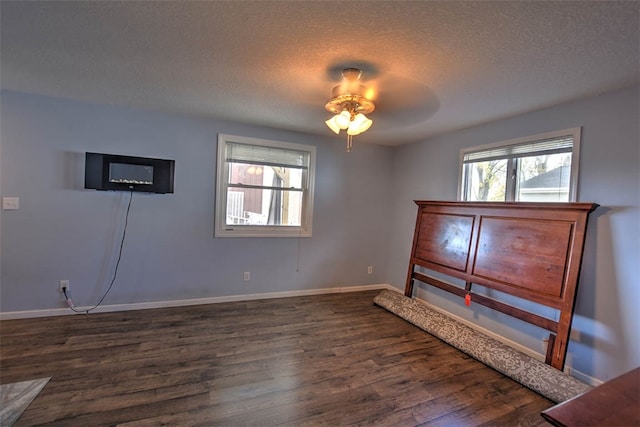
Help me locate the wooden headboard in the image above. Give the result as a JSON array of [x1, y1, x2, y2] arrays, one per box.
[[404, 201, 598, 370]]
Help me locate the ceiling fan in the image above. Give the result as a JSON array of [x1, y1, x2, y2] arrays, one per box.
[[324, 68, 376, 152], [321, 63, 440, 151]]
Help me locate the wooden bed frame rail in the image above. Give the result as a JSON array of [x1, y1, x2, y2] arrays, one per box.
[[404, 201, 598, 370]]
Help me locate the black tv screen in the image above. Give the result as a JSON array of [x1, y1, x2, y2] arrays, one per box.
[[85, 152, 174, 194]]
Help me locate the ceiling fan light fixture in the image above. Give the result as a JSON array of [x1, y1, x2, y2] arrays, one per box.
[[324, 68, 375, 151], [325, 116, 341, 134], [336, 110, 351, 128], [348, 113, 372, 135]]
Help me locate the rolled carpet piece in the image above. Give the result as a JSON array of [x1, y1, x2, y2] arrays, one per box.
[[374, 289, 592, 403]]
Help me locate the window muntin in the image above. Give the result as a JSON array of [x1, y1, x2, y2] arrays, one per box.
[[459, 128, 580, 202], [215, 134, 315, 237]]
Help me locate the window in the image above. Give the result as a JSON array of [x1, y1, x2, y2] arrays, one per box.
[[215, 134, 316, 237], [459, 128, 581, 202]]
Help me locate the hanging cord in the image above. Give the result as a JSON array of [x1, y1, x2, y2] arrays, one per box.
[[295, 225, 303, 272], [65, 191, 133, 314]]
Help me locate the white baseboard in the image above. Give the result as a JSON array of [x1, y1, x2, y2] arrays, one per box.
[[0, 283, 392, 320], [564, 366, 602, 386]]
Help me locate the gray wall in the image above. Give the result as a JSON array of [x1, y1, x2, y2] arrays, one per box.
[[386, 85, 639, 382], [0, 91, 393, 311]]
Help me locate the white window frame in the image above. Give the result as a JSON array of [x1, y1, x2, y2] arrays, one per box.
[[458, 127, 581, 202], [215, 134, 316, 238]]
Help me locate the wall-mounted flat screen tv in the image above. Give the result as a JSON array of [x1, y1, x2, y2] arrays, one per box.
[[85, 152, 174, 194]]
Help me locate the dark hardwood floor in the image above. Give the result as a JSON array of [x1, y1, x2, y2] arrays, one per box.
[[1, 290, 554, 426]]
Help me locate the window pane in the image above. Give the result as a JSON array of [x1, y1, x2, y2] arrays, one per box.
[[225, 187, 302, 226], [517, 153, 572, 202], [228, 162, 303, 190], [226, 163, 304, 226], [465, 160, 507, 201]]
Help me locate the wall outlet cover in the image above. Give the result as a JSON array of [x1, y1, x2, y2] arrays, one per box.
[[2, 197, 19, 210]]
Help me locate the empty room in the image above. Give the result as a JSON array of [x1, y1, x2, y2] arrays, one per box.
[[1, 1, 638, 426]]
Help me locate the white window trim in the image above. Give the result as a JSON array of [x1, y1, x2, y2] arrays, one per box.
[[457, 127, 581, 202], [215, 134, 316, 238]]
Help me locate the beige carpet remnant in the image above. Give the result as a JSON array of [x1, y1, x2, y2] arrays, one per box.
[[0, 377, 50, 426], [374, 289, 591, 403]]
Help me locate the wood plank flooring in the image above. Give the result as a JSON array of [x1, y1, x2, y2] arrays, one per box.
[[0, 290, 555, 426]]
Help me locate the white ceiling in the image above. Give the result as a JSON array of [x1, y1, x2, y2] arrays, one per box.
[[1, 1, 638, 146]]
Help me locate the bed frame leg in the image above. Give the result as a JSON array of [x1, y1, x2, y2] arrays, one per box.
[[404, 278, 414, 297], [404, 263, 416, 297], [404, 279, 413, 298], [545, 333, 556, 365]]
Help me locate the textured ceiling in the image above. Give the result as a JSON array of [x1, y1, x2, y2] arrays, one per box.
[[1, 1, 638, 146]]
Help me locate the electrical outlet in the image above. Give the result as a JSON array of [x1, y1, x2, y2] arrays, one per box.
[[59, 280, 70, 292], [243, 272, 250, 281], [367, 266, 373, 274], [2, 197, 19, 210]]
